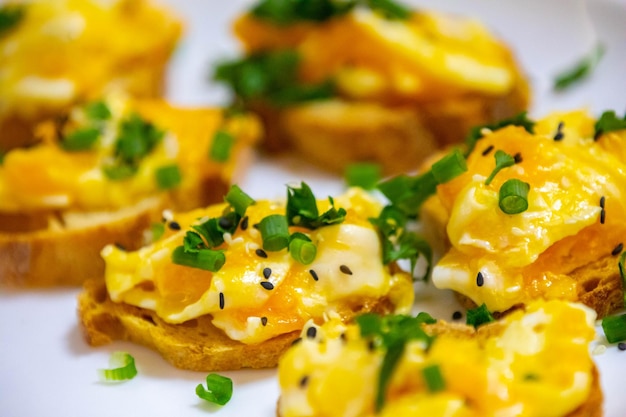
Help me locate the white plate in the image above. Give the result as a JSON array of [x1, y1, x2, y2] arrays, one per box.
[[1, 0, 625, 416]]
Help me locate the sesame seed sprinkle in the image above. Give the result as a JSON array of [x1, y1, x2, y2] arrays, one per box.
[[309, 269, 319, 281], [260, 281, 274, 290], [255, 248, 268, 258], [299, 376, 309, 388], [168, 221, 181, 231], [240, 215, 249, 231], [476, 271, 485, 287], [339, 265, 353, 275], [481, 145, 494, 156], [513, 152, 523, 164], [452, 311, 463, 320], [612, 243, 624, 256], [261, 316, 268, 326], [219, 292, 225, 310], [600, 196, 606, 208], [218, 216, 233, 230], [601, 208, 606, 224], [291, 337, 302, 346], [553, 121, 564, 141], [368, 340, 376, 352], [618, 342, 626, 351], [306, 326, 317, 339], [114, 243, 126, 251], [263, 267, 272, 279]]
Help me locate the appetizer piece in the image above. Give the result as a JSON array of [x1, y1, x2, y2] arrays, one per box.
[[0, 0, 181, 151], [0, 94, 261, 286], [277, 300, 601, 417], [78, 185, 415, 371], [214, 0, 529, 174], [420, 110, 626, 318]]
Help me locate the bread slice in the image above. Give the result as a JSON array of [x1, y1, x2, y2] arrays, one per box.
[[0, 100, 261, 287], [0, 0, 181, 151]]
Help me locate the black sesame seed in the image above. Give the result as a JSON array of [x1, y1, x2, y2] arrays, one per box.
[[513, 152, 523, 164], [261, 316, 268, 326], [291, 337, 302, 346], [600, 208, 606, 224], [340, 332, 347, 342], [219, 292, 225, 310], [218, 216, 233, 229], [252, 223, 260, 230], [600, 196, 606, 208], [367, 340, 376, 352], [309, 269, 319, 281], [612, 243, 624, 256], [553, 121, 564, 141], [263, 267, 272, 279], [452, 311, 463, 320], [240, 215, 249, 231], [618, 342, 626, 351], [476, 271, 485, 287], [306, 326, 317, 339], [255, 248, 268, 258], [260, 281, 274, 290], [168, 221, 181, 231], [339, 265, 353, 275], [481, 144, 495, 156], [299, 375, 309, 388], [114, 243, 126, 251]]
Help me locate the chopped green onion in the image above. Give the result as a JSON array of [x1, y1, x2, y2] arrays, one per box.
[[61, 127, 100, 151], [209, 130, 234, 162], [0, 5, 24, 37], [485, 150, 516, 185], [150, 222, 165, 242], [431, 148, 467, 184], [344, 162, 381, 190], [466, 303, 495, 328], [192, 218, 226, 248], [98, 351, 137, 382], [259, 214, 290, 251], [225, 184, 255, 216], [289, 232, 317, 264], [367, 0, 411, 19], [553, 43, 605, 91], [102, 164, 137, 180], [155, 164, 182, 190], [499, 179, 530, 214], [183, 231, 207, 252], [422, 364, 446, 392], [377, 171, 437, 217], [618, 251, 626, 307], [171, 246, 225, 272], [602, 313, 626, 344], [115, 113, 163, 161], [85, 100, 112, 121], [286, 182, 346, 229], [594, 110, 626, 139], [196, 373, 233, 406]]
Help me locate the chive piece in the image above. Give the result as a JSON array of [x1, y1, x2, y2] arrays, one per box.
[[430, 148, 467, 184], [594, 110, 626, 140], [225, 185, 255, 216], [286, 182, 346, 229], [196, 373, 233, 406], [102, 164, 137, 180], [289, 232, 317, 265], [209, 130, 234, 162], [85, 101, 112, 121], [98, 351, 138, 382], [150, 222, 165, 242], [485, 150, 516, 185], [345, 162, 381, 190], [422, 364, 446, 393], [499, 179, 530, 214], [602, 313, 626, 344], [259, 214, 290, 251], [377, 171, 437, 217], [553, 43, 605, 91], [171, 246, 225, 272], [155, 164, 182, 190], [61, 127, 100, 151], [0, 5, 24, 37], [466, 303, 495, 328], [619, 252, 626, 307]]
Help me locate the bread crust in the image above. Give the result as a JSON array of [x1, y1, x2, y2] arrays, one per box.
[[78, 277, 403, 371]]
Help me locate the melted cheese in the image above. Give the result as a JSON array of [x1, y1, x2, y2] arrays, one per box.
[[431, 110, 626, 312], [278, 300, 596, 417], [234, 8, 518, 102], [104, 188, 414, 344]]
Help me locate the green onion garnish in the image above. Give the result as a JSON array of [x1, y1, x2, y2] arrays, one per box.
[[466, 303, 495, 328], [196, 373, 233, 406], [430, 148, 467, 184], [225, 184, 255, 216], [602, 313, 626, 344], [286, 182, 346, 229], [289, 232, 317, 264], [0, 5, 24, 37], [155, 164, 182, 190], [259, 214, 290, 251], [594, 110, 626, 139], [98, 351, 137, 382], [377, 171, 437, 217], [499, 179, 530, 214], [102, 164, 137, 180], [171, 246, 225, 272], [150, 222, 165, 242], [422, 364, 446, 392], [485, 150, 516, 185], [345, 162, 381, 190], [209, 130, 234, 162], [85, 100, 112, 121], [553, 43, 605, 92], [61, 127, 100, 151]]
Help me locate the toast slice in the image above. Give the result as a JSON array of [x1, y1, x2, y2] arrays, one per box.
[[276, 300, 602, 417], [0, 97, 261, 287]]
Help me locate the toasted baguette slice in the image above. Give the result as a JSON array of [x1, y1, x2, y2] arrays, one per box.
[[0, 99, 261, 287], [0, 0, 181, 151], [276, 300, 602, 417]]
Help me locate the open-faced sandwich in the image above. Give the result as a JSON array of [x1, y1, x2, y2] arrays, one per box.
[[0, 0, 181, 151], [277, 299, 601, 417], [78, 184, 416, 371], [214, 0, 529, 174], [0, 93, 261, 286], [416, 109, 626, 318]]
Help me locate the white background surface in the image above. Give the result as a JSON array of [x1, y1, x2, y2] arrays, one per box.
[[1, 0, 626, 416]]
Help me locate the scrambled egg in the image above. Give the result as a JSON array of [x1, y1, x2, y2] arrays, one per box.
[[432, 110, 626, 312], [0, 93, 260, 212], [103, 188, 414, 344], [234, 7, 520, 101], [278, 300, 596, 417]]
